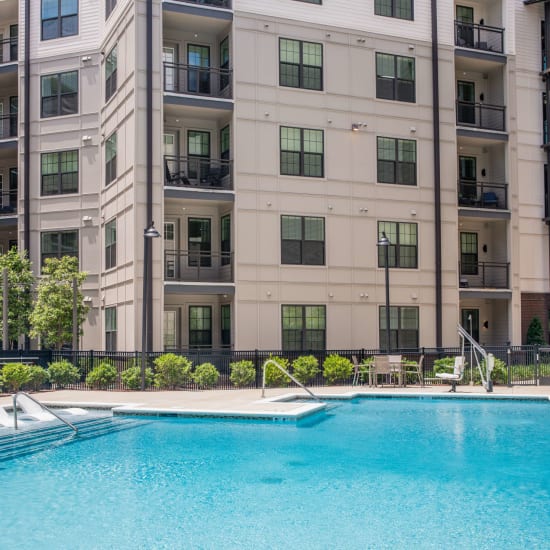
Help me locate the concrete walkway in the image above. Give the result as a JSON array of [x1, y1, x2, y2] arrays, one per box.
[[1, 384, 549, 419]]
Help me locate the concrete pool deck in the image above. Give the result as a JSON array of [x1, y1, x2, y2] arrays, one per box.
[[1, 384, 549, 420]]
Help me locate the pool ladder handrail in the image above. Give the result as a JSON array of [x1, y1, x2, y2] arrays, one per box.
[[12, 391, 78, 433], [261, 359, 322, 401]]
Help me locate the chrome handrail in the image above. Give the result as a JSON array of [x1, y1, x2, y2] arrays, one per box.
[[12, 391, 78, 433], [261, 359, 321, 401]]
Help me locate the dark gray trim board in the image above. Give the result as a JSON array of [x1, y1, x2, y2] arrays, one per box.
[[0, 63, 18, 75], [459, 290, 512, 300], [0, 140, 17, 149], [163, 95, 234, 111], [164, 188, 235, 202], [457, 128, 508, 141], [0, 216, 17, 226], [455, 48, 506, 64], [458, 208, 511, 220], [162, 2, 233, 20], [164, 283, 235, 295]]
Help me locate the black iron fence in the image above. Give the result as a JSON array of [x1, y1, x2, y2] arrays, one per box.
[[164, 250, 233, 282], [163, 62, 232, 99], [459, 261, 509, 289], [457, 180, 507, 210], [455, 21, 504, 54], [1, 345, 549, 392], [171, 0, 232, 8], [0, 36, 17, 65], [164, 155, 233, 190], [456, 101, 506, 132]]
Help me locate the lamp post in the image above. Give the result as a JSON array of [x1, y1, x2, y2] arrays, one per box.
[[141, 222, 161, 391], [377, 231, 391, 353]]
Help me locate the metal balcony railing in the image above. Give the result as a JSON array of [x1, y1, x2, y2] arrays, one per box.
[[455, 21, 504, 54], [163, 62, 232, 99], [0, 36, 17, 65], [0, 190, 17, 216], [165, 250, 233, 283], [0, 114, 18, 139], [459, 261, 509, 289], [168, 0, 232, 8], [456, 101, 506, 132], [164, 155, 233, 190], [457, 181, 508, 210]]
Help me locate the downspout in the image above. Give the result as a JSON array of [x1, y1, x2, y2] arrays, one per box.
[[545, 3, 550, 281], [146, 0, 153, 351], [431, 0, 442, 347], [24, 0, 30, 257]]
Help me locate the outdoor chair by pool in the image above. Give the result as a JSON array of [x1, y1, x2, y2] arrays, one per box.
[[372, 356, 397, 387], [351, 355, 370, 386], [403, 355, 424, 387], [435, 356, 465, 392], [0, 406, 16, 427], [17, 393, 56, 421]]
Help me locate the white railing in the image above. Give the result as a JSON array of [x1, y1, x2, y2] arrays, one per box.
[[457, 324, 494, 392]]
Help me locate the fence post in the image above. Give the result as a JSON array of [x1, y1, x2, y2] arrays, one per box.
[[506, 345, 512, 387], [254, 349, 259, 388], [535, 345, 540, 386]]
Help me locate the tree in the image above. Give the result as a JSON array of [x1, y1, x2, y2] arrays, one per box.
[[526, 317, 546, 345], [30, 256, 89, 350], [0, 248, 34, 348]]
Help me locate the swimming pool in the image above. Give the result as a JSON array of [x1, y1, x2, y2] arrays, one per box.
[[1, 398, 549, 549]]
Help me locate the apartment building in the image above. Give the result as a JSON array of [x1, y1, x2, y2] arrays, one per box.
[[0, 0, 548, 352]]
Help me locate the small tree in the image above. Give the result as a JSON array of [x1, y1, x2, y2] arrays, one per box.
[[526, 317, 546, 345], [29, 256, 89, 350], [0, 248, 34, 348]]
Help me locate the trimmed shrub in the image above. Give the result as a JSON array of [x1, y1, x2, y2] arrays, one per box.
[[229, 360, 256, 387], [154, 353, 192, 389], [433, 357, 455, 374], [479, 356, 507, 385], [323, 354, 353, 384], [86, 361, 117, 389], [121, 366, 154, 390], [1, 363, 30, 392], [292, 355, 319, 385], [526, 317, 546, 345], [193, 362, 220, 389], [48, 360, 80, 388], [264, 355, 290, 387], [25, 365, 49, 392]]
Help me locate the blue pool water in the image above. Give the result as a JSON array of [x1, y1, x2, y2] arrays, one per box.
[[1, 398, 549, 549]]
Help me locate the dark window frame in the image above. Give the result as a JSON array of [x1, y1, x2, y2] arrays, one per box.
[[105, 132, 117, 185], [294, 0, 322, 4], [106, 0, 117, 19], [189, 305, 212, 348], [221, 214, 231, 266], [377, 136, 417, 185], [105, 306, 117, 351], [105, 218, 117, 270], [41, 0, 79, 41], [41, 70, 78, 118], [374, 0, 413, 21], [41, 149, 79, 196], [282, 305, 326, 351], [460, 232, 478, 275], [279, 38, 323, 91], [105, 45, 118, 102], [375, 52, 416, 103], [40, 229, 79, 268], [377, 221, 418, 269], [221, 304, 231, 347], [280, 126, 324, 177], [281, 215, 325, 266], [379, 305, 419, 350]]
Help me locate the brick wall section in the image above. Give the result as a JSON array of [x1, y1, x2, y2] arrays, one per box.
[[521, 293, 550, 344]]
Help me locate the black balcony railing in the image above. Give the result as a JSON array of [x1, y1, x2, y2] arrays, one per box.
[[455, 21, 504, 54], [459, 261, 509, 289], [165, 250, 233, 282], [164, 155, 233, 190], [0, 36, 18, 65], [457, 181, 508, 210], [456, 101, 506, 132], [163, 62, 232, 99], [169, 0, 232, 8], [0, 190, 17, 216], [0, 114, 18, 139]]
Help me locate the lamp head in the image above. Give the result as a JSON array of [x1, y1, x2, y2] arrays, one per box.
[[144, 222, 161, 239], [377, 231, 390, 247]]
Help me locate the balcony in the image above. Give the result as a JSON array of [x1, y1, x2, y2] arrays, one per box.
[[455, 21, 504, 54], [456, 101, 505, 132], [458, 181, 508, 210], [459, 261, 509, 289], [0, 36, 17, 66], [163, 63, 232, 99], [165, 250, 233, 283], [168, 0, 231, 6], [0, 114, 17, 140], [164, 156, 233, 190], [0, 190, 16, 217]]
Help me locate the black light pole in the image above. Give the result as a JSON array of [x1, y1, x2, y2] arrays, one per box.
[[141, 222, 161, 391], [378, 232, 391, 353]]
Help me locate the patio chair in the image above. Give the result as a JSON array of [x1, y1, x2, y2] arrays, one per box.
[[351, 355, 370, 386], [372, 356, 396, 387], [403, 355, 424, 387], [0, 406, 15, 427], [435, 356, 465, 392], [165, 162, 190, 186], [482, 191, 498, 208], [17, 393, 56, 421]]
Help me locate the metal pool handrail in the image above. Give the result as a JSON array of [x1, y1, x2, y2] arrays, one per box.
[[261, 359, 322, 401], [12, 391, 78, 433]]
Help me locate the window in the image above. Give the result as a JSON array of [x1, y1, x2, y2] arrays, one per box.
[[280, 126, 324, 177], [189, 306, 212, 348], [379, 306, 419, 350], [42, 0, 78, 40], [221, 215, 231, 266], [41, 150, 78, 195], [377, 137, 416, 185], [545, 165, 549, 219], [105, 133, 117, 185], [105, 219, 116, 270], [281, 215, 325, 265], [105, 306, 117, 351], [376, 53, 415, 103], [461, 309, 479, 343], [294, 0, 322, 3], [188, 218, 211, 267], [220, 36, 230, 91], [106, 0, 117, 19], [460, 232, 478, 275], [221, 304, 231, 347], [378, 222, 417, 268], [105, 45, 117, 102], [41, 230, 78, 267], [164, 310, 177, 350], [220, 125, 230, 177], [41, 71, 78, 117], [282, 305, 326, 351], [279, 38, 323, 91], [375, 0, 413, 20]]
